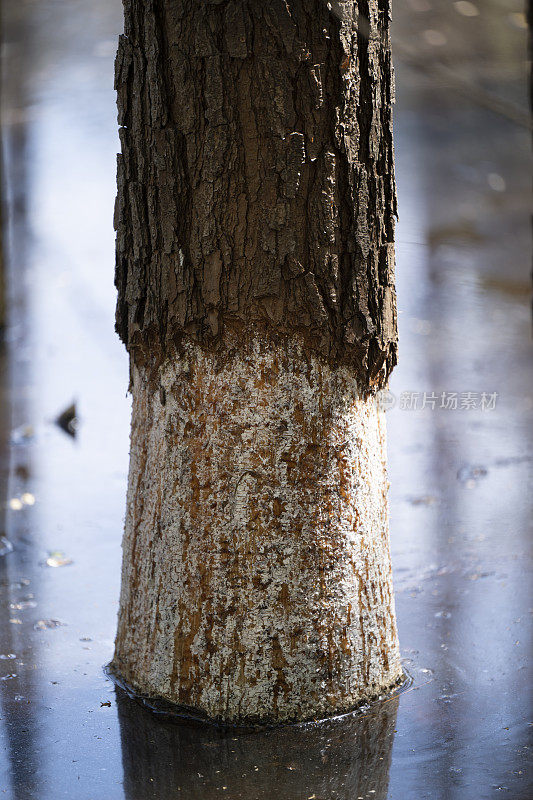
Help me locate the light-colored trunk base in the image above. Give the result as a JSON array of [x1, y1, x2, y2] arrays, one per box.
[[113, 332, 401, 724]]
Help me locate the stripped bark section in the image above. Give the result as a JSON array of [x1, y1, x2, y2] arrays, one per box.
[[113, 332, 401, 723]]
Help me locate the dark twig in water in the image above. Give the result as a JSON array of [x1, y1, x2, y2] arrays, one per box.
[[55, 403, 78, 437]]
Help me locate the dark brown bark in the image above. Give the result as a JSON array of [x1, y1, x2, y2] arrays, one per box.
[[114, 0, 397, 391]]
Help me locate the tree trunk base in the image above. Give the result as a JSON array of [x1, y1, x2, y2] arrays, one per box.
[[113, 330, 401, 724], [107, 661, 406, 731]]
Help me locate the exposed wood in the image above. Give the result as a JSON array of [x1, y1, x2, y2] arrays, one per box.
[[113, 333, 401, 723]]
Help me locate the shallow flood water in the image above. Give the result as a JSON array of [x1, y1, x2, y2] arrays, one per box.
[[0, 0, 531, 798]]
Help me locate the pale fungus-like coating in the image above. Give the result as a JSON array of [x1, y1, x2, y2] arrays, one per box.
[[113, 333, 401, 723]]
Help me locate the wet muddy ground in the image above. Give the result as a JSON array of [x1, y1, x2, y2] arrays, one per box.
[[0, 0, 531, 798]]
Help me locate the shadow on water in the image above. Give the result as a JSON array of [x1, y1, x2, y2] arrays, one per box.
[[116, 685, 399, 800]]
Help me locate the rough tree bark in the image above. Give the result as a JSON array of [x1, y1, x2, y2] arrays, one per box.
[[112, 0, 402, 725]]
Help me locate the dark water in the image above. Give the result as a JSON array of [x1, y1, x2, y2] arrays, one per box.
[[0, 0, 531, 798]]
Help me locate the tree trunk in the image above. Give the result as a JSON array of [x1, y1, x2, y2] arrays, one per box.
[[112, 0, 402, 725]]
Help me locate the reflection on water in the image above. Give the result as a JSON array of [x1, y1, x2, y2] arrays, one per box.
[[0, 0, 531, 798], [117, 687, 399, 800]]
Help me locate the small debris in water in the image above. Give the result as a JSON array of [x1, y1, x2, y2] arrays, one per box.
[[100, 701, 111, 707], [408, 495, 437, 506], [34, 619, 65, 630], [55, 403, 78, 437], [79, 637, 92, 642], [0, 654, 16, 660], [457, 464, 488, 486], [45, 551, 73, 568], [10, 424, 35, 445], [0, 537, 13, 556], [9, 619, 22, 625], [10, 601, 36, 610], [0, 674, 17, 681], [466, 571, 494, 581]]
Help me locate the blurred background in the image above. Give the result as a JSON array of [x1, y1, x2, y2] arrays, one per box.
[[0, 1, 531, 798]]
